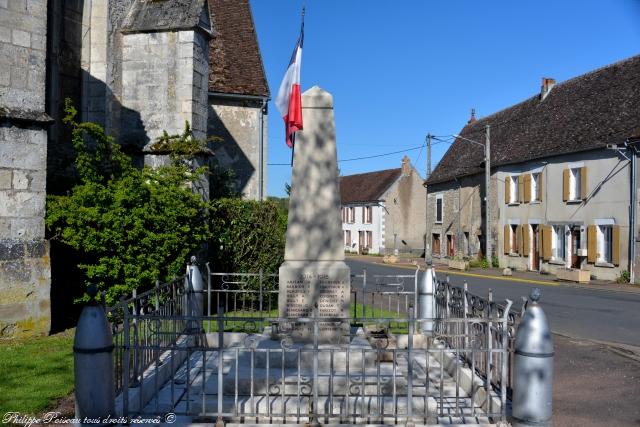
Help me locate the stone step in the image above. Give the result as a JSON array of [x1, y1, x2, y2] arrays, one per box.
[[215, 367, 421, 396], [165, 394, 488, 423], [221, 334, 378, 371]]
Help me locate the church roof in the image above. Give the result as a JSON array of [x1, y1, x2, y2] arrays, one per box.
[[340, 169, 402, 204], [426, 54, 640, 186], [207, 0, 270, 97]]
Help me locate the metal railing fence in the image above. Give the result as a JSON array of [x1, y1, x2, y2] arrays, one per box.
[[107, 264, 521, 424]]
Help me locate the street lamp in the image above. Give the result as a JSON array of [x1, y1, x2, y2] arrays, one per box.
[[450, 125, 492, 260]]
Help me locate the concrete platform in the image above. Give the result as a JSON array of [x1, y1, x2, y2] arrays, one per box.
[[133, 330, 502, 426]]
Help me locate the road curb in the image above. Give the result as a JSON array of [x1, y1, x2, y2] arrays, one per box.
[[357, 259, 640, 295], [553, 332, 640, 363]]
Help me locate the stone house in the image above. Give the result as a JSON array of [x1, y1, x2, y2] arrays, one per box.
[[207, 0, 270, 200], [0, 0, 269, 336], [425, 54, 640, 281], [339, 156, 426, 255]]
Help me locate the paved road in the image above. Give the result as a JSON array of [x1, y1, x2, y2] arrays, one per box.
[[346, 258, 640, 348], [347, 258, 640, 426]]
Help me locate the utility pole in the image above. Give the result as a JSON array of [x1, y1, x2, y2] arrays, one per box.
[[427, 134, 432, 178], [425, 134, 432, 264], [485, 125, 491, 262]]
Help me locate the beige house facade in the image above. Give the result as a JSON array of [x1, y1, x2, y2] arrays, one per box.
[[425, 55, 640, 282], [497, 150, 630, 281]]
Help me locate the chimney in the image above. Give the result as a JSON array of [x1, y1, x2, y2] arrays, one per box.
[[401, 155, 412, 176], [541, 77, 556, 100], [468, 108, 477, 124]]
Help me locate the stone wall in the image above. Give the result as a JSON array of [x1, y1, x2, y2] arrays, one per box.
[[208, 97, 267, 200], [121, 29, 210, 145], [0, 0, 47, 111], [426, 174, 487, 259], [0, 0, 52, 337], [383, 164, 426, 253]]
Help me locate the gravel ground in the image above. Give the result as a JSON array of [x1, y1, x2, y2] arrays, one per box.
[[553, 334, 640, 426]]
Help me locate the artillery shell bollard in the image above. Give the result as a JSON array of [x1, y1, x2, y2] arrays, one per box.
[[511, 288, 554, 427], [418, 264, 435, 336], [185, 256, 205, 334], [74, 284, 115, 425]]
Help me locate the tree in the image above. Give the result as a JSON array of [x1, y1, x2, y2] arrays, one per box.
[[46, 100, 211, 305]]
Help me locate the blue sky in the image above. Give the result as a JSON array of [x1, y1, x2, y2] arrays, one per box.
[[251, 0, 640, 197]]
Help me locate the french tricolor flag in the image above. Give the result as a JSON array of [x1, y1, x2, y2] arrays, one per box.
[[275, 16, 304, 148]]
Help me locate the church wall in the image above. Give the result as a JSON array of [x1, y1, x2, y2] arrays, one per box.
[[208, 97, 267, 200], [0, 0, 51, 337], [121, 29, 210, 145]]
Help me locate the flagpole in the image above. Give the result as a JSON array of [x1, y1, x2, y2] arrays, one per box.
[[290, 133, 296, 167]]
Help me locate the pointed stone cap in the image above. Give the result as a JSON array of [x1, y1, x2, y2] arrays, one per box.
[[284, 86, 343, 261], [301, 85, 334, 109]]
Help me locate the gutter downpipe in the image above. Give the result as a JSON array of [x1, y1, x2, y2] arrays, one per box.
[[209, 92, 270, 201], [628, 139, 637, 283], [258, 98, 267, 201]]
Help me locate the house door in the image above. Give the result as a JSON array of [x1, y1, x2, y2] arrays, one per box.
[[531, 225, 540, 270], [447, 235, 455, 257], [432, 234, 441, 256], [571, 229, 581, 269], [358, 231, 365, 254]]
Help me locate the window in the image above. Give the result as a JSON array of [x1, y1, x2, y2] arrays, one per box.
[[531, 173, 541, 202], [597, 225, 613, 263], [364, 206, 372, 224], [365, 231, 373, 249], [341, 207, 346, 222], [510, 224, 518, 253], [348, 207, 355, 223], [506, 175, 519, 204], [435, 195, 443, 223], [564, 167, 587, 202], [344, 230, 351, 247], [569, 168, 581, 201], [552, 225, 566, 261]]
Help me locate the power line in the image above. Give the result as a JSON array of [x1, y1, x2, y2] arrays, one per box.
[[267, 144, 426, 166], [339, 144, 424, 162]]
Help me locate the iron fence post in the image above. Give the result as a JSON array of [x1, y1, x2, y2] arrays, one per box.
[[131, 288, 140, 388], [500, 299, 513, 421], [486, 300, 493, 414], [407, 303, 414, 426], [309, 305, 321, 427], [217, 300, 224, 420], [463, 282, 469, 352], [121, 297, 130, 419]]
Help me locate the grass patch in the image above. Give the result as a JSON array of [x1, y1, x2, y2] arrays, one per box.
[[204, 304, 410, 335], [0, 330, 75, 417]]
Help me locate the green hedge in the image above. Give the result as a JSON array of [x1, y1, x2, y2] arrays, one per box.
[[46, 101, 287, 305], [209, 198, 286, 285]]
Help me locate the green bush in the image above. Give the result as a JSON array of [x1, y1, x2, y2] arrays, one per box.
[[209, 198, 286, 287], [617, 270, 631, 284], [46, 100, 211, 305]]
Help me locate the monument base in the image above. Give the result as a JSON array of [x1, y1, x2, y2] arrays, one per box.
[[278, 260, 351, 343]]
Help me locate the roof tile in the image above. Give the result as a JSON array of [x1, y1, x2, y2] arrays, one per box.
[[427, 54, 640, 185], [208, 0, 270, 97], [340, 169, 401, 204]]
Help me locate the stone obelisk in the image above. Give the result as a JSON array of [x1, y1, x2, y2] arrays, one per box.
[[278, 86, 351, 343]]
